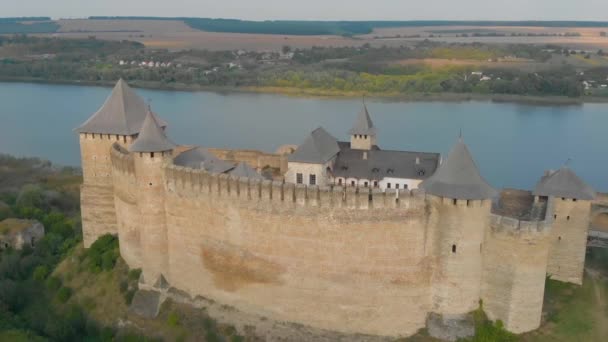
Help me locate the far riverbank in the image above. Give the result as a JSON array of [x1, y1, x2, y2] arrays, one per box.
[[1, 77, 607, 106]]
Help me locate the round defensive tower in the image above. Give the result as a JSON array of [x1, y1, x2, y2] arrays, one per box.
[[76, 79, 167, 247], [129, 107, 176, 285], [533, 166, 596, 285], [420, 137, 498, 315]]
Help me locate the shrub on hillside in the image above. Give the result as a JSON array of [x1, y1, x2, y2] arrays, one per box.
[[56, 286, 72, 303], [32, 265, 49, 281], [45, 276, 62, 291], [86, 234, 119, 273]]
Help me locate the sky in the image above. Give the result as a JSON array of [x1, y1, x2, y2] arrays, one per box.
[[2, 0, 608, 21]]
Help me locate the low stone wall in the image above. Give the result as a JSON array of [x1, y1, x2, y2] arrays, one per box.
[[208, 148, 288, 174]]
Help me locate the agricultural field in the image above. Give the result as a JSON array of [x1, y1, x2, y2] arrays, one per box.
[[21, 19, 608, 52]]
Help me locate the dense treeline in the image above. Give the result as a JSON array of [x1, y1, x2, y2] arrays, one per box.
[[0, 36, 599, 98], [0, 155, 156, 341]]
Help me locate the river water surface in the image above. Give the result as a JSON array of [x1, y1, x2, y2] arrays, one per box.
[[0, 82, 607, 191]]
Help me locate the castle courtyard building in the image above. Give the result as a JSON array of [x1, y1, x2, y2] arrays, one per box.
[[78, 79, 597, 338], [286, 105, 440, 190]]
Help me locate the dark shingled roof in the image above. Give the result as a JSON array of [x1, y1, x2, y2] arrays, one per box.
[[173, 147, 235, 174], [534, 167, 596, 200], [288, 127, 340, 164], [333, 142, 439, 181], [420, 138, 497, 200], [76, 79, 167, 135], [229, 162, 264, 180], [129, 109, 176, 153], [348, 105, 376, 136]]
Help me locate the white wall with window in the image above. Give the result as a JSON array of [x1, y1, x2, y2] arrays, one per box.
[[286, 161, 333, 186]]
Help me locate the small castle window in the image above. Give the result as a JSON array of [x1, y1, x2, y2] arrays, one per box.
[[387, 183, 391, 189], [396, 184, 400, 189], [567, 216, 570, 221], [562, 197, 566, 201], [151, 152, 155, 158], [364, 135, 368, 139], [452, 245, 457, 253], [573, 198, 578, 202], [123, 136, 127, 143], [554, 214, 557, 219], [404, 184, 408, 189], [309, 174, 316, 185], [364, 182, 368, 187], [374, 181, 378, 188], [558, 236, 562, 241], [351, 180, 356, 186], [453, 199, 458, 205], [296, 173, 303, 184], [338, 178, 343, 185], [149, 182, 153, 186]]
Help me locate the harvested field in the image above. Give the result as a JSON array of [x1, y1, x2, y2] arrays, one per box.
[[41, 20, 608, 52], [366, 26, 608, 51]]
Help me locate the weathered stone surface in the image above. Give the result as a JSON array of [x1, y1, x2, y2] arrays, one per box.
[[129, 290, 164, 319], [426, 313, 474, 342]]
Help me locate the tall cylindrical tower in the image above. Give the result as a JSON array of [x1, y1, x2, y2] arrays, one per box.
[[129, 108, 176, 284], [76, 79, 166, 247], [420, 138, 498, 314], [533, 166, 596, 285]]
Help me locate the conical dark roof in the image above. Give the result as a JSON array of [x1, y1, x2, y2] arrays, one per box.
[[288, 127, 340, 164], [534, 167, 595, 200], [348, 104, 376, 136], [129, 109, 176, 153], [420, 138, 497, 200], [229, 162, 264, 180], [76, 79, 167, 135]]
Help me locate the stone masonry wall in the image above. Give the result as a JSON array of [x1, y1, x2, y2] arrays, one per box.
[[481, 213, 552, 333], [427, 195, 491, 315], [208, 148, 288, 173], [80, 134, 129, 247], [546, 198, 592, 284], [160, 164, 433, 336], [110, 144, 143, 268]]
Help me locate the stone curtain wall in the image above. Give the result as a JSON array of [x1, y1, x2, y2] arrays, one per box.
[[110, 144, 143, 268], [208, 148, 288, 173], [481, 211, 552, 333], [101, 152, 591, 337], [161, 164, 433, 336]]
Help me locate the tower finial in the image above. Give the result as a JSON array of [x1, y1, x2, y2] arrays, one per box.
[[564, 158, 572, 167]]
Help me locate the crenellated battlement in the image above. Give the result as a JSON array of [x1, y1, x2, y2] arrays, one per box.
[[163, 161, 426, 215]]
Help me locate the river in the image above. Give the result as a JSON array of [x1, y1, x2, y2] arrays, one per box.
[[0, 82, 606, 191]]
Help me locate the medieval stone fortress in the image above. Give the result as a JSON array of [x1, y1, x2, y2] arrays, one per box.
[[77, 79, 600, 338]]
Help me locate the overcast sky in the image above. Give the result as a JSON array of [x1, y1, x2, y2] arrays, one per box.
[[3, 0, 608, 21]]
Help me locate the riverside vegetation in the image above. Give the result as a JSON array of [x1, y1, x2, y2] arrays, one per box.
[[0, 153, 607, 341], [2, 35, 608, 100]]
